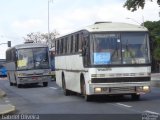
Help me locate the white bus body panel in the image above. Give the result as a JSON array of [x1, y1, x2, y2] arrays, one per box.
[[56, 54, 87, 93], [86, 67, 151, 95], [56, 54, 151, 95], [6, 62, 17, 83]]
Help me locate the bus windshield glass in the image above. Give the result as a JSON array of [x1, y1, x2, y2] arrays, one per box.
[[91, 32, 150, 65], [17, 47, 49, 70]]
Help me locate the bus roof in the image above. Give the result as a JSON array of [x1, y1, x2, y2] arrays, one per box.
[[84, 22, 148, 32], [7, 43, 48, 51], [57, 22, 148, 39]]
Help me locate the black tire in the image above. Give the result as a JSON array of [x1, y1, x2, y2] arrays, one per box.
[[62, 76, 70, 96], [131, 94, 140, 100], [43, 82, 48, 87], [84, 94, 92, 102], [81, 78, 92, 101], [9, 82, 14, 86], [17, 84, 22, 88], [8, 74, 13, 86]]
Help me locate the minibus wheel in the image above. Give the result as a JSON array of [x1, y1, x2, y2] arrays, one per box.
[[17, 84, 22, 88], [9, 82, 14, 86], [43, 82, 48, 87]]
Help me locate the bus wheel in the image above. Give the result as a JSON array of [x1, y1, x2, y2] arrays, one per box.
[[131, 94, 140, 100], [17, 84, 22, 88], [9, 79, 14, 86], [9, 82, 14, 86], [62, 76, 70, 96], [81, 80, 92, 101], [43, 82, 48, 87]]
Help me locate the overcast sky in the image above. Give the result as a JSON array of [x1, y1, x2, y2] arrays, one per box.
[[0, 0, 159, 59]]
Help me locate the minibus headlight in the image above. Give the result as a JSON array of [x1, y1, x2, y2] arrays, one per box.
[[17, 73, 26, 77], [43, 70, 50, 75]]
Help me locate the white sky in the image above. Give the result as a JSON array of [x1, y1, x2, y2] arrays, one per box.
[[0, 0, 159, 59]]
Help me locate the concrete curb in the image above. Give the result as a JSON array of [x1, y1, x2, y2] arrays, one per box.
[[0, 89, 6, 98], [0, 104, 16, 115], [0, 89, 16, 115]]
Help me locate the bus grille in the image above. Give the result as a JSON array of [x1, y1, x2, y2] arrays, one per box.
[[110, 87, 135, 93], [91, 77, 150, 83]]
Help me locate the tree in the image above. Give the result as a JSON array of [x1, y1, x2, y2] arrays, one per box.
[[124, 0, 160, 12], [23, 32, 44, 43], [144, 21, 160, 38], [144, 21, 160, 72], [23, 30, 60, 48]]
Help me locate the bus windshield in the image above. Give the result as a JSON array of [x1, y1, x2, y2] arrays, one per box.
[[91, 32, 150, 65], [17, 47, 49, 70]]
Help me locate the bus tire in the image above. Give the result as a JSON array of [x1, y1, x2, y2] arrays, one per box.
[[85, 94, 92, 102], [8, 74, 13, 86], [43, 82, 48, 87], [131, 94, 140, 100], [9, 82, 14, 86], [81, 78, 92, 102], [17, 84, 22, 88], [62, 76, 70, 96]]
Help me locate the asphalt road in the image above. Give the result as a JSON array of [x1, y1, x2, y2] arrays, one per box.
[[0, 78, 160, 120]]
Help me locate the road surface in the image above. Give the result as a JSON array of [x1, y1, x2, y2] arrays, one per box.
[[0, 78, 160, 120]]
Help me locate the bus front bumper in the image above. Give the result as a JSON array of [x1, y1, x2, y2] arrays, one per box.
[[17, 76, 51, 84], [88, 82, 150, 95]]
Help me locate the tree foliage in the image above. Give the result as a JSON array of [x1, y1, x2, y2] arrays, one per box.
[[144, 21, 160, 39], [24, 32, 44, 43], [144, 21, 160, 61], [124, 0, 160, 12], [23, 30, 59, 48]]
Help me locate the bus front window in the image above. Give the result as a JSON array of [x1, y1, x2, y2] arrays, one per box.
[[17, 48, 49, 70], [91, 34, 121, 65], [121, 33, 150, 64], [34, 48, 49, 69], [91, 32, 150, 65], [17, 49, 34, 70]]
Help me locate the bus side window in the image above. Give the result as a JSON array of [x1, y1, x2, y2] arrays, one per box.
[[75, 34, 79, 53], [70, 35, 74, 53], [82, 37, 86, 56], [83, 35, 90, 66]]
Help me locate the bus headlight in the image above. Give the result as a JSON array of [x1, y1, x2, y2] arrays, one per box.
[[94, 88, 102, 93], [137, 86, 150, 92], [43, 70, 50, 75], [143, 86, 149, 91]]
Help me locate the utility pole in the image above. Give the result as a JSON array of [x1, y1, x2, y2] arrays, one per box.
[[48, 0, 50, 46], [48, 0, 53, 48], [157, 0, 160, 17]]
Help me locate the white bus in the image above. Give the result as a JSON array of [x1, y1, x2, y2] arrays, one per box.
[[55, 22, 151, 101], [6, 43, 52, 88]]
